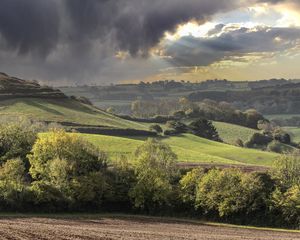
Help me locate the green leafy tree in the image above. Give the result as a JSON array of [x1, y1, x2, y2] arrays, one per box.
[[180, 168, 205, 205], [129, 139, 177, 212], [195, 169, 244, 217], [188, 119, 221, 142], [28, 130, 108, 208], [0, 122, 37, 164], [274, 152, 300, 188], [272, 185, 300, 227], [0, 158, 27, 209]]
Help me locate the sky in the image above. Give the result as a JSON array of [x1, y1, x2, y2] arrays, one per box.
[[0, 0, 300, 85]]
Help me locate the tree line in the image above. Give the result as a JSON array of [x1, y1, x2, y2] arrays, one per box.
[[130, 98, 265, 129], [0, 121, 299, 229]]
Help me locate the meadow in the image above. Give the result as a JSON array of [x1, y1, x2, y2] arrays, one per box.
[[213, 121, 257, 144], [80, 133, 279, 166]]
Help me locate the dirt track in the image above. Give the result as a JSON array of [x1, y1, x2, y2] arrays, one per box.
[[0, 216, 299, 240]]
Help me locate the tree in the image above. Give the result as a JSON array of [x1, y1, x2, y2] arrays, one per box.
[[149, 124, 163, 134], [129, 139, 177, 211], [188, 119, 221, 142], [274, 152, 300, 188], [166, 121, 187, 132], [28, 130, 108, 209], [0, 121, 37, 164], [195, 169, 244, 217], [245, 109, 264, 129], [246, 132, 272, 147], [0, 158, 27, 209], [180, 168, 205, 205], [272, 185, 300, 227]]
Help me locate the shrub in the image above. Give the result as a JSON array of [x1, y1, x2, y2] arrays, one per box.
[[235, 138, 244, 147], [149, 124, 163, 134], [248, 132, 272, 147], [267, 141, 287, 153]]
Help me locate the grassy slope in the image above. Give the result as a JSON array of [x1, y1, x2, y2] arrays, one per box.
[[0, 98, 147, 130], [213, 121, 257, 144], [81, 133, 279, 166]]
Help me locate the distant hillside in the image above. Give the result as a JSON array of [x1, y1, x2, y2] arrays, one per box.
[[188, 83, 300, 114], [0, 73, 148, 131], [0, 72, 66, 99], [60, 78, 300, 115]]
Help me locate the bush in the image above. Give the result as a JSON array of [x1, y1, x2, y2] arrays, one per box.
[[149, 124, 163, 134], [164, 129, 179, 136], [235, 139, 244, 147], [267, 141, 287, 153], [248, 133, 272, 147]]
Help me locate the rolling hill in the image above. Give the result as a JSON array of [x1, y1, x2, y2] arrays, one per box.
[[0, 73, 147, 130], [80, 133, 279, 167], [213, 121, 258, 144]]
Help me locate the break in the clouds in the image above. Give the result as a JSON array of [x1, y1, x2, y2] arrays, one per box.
[[163, 25, 300, 67], [0, 0, 300, 84]]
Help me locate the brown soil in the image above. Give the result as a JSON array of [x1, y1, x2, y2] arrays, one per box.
[[0, 216, 299, 240]]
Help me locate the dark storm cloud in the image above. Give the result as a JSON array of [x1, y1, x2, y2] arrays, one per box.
[[164, 26, 300, 66], [0, 0, 297, 84], [0, 0, 241, 57], [0, 0, 60, 56]]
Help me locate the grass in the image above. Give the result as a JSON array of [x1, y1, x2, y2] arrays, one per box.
[[80, 133, 279, 166], [0, 98, 147, 130], [213, 121, 258, 145]]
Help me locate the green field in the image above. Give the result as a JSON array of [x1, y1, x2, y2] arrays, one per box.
[[0, 98, 147, 130], [213, 121, 257, 144], [80, 133, 279, 166], [283, 127, 300, 143]]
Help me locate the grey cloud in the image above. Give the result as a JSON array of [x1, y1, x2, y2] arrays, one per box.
[[0, 0, 60, 56], [164, 26, 300, 66], [0, 0, 245, 83], [1, 0, 297, 84]]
